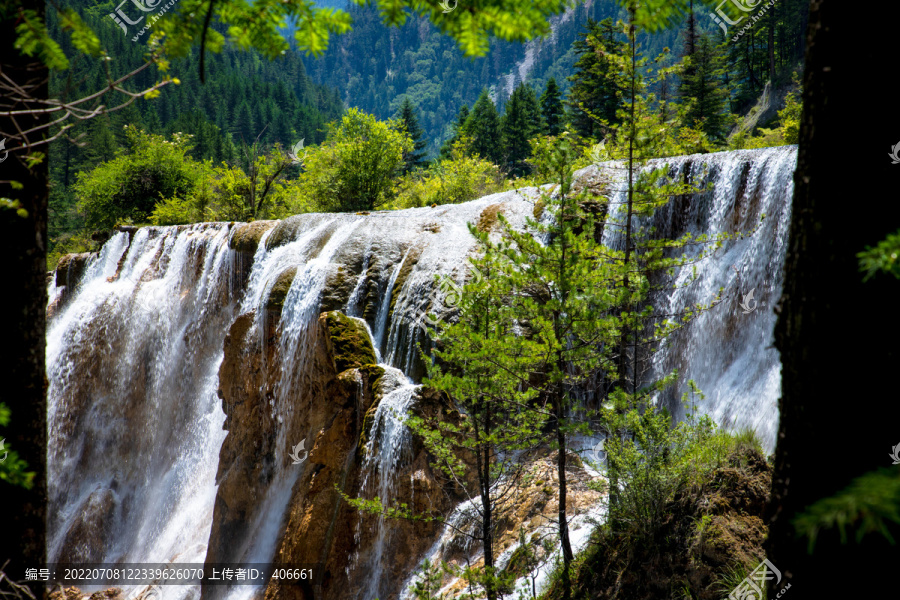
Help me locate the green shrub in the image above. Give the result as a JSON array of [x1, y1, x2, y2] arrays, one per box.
[[389, 138, 506, 209], [76, 126, 212, 229], [298, 108, 413, 212]]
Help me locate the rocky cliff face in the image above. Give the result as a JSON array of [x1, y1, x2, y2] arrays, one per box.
[[209, 306, 462, 600], [46, 147, 795, 600]]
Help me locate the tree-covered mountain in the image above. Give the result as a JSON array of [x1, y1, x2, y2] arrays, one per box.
[[299, 0, 676, 155], [300, 0, 808, 156]]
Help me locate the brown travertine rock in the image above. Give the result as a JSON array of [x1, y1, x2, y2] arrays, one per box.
[[49, 587, 124, 600], [262, 313, 462, 600], [229, 221, 278, 254], [207, 308, 462, 600], [55, 252, 93, 289], [264, 267, 298, 312], [49, 252, 95, 317], [55, 488, 118, 563]]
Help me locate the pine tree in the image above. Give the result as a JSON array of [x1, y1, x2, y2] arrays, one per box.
[[233, 100, 257, 144], [679, 34, 730, 140], [540, 77, 565, 136], [593, 5, 735, 545], [461, 90, 501, 164], [439, 104, 470, 158], [567, 18, 626, 141], [83, 117, 118, 165], [411, 252, 545, 600], [500, 83, 542, 177], [396, 96, 428, 173], [486, 133, 630, 600]]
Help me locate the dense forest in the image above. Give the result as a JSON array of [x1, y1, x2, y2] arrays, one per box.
[[45, 0, 810, 269], [4, 0, 899, 599], [301, 0, 810, 153]]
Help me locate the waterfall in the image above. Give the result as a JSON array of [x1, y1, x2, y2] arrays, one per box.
[[47, 224, 237, 597], [357, 373, 419, 600], [599, 146, 795, 450], [46, 146, 795, 600]]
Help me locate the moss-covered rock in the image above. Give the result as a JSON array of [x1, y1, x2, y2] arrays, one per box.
[[55, 252, 94, 288], [265, 219, 301, 251], [533, 199, 546, 221], [389, 244, 424, 317], [229, 221, 278, 253], [264, 267, 297, 311], [477, 203, 504, 233], [323, 311, 377, 373], [320, 265, 357, 313], [265, 215, 336, 252], [555, 448, 772, 600], [353, 364, 386, 460]]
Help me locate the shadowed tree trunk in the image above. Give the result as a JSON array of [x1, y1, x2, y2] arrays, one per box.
[[1, 0, 49, 597], [766, 1, 900, 596]]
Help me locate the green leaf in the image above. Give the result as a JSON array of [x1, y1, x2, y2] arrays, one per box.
[[60, 9, 102, 58], [14, 9, 69, 70]]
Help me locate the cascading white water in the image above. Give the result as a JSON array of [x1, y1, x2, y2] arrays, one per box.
[[357, 373, 419, 600], [216, 215, 366, 600], [47, 224, 237, 598], [599, 146, 796, 451]]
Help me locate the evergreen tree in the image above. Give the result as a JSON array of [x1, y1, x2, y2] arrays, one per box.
[[500, 83, 542, 177], [590, 6, 736, 546], [83, 117, 118, 165], [540, 77, 565, 136], [462, 90, 501, 164], [682, 0, 699, 71], [396, 96, 428, 173], [679, 34, 730, 140], [439, 104, 470, 158], [567, 18, 626, 141], [233, 100, 256, 144], [410, 253, 544, 600]]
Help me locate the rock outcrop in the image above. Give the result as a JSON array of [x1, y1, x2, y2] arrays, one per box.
[[209, 307, 463, 600]]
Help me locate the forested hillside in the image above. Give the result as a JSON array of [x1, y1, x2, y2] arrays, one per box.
[[45, 0, 810, 266], [300, 0, 809, 154], [300, 0, 637, 153], [47, 1, 344, 260]]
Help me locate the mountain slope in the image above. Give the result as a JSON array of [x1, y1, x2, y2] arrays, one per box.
[[300, 0, 680, 155]]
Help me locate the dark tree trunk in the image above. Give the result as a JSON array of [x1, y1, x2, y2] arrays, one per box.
[[766, 1, 900, 597], [767, 6, 776, 84], [0, 0, 49, 596]]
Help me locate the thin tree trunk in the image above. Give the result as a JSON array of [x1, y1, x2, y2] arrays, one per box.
[[554, 392, 572, 600], [0, 0, 49, 595], [768, 6, 776, 84], [553, 166, 573, 600], [474, 407, 497, 600]]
